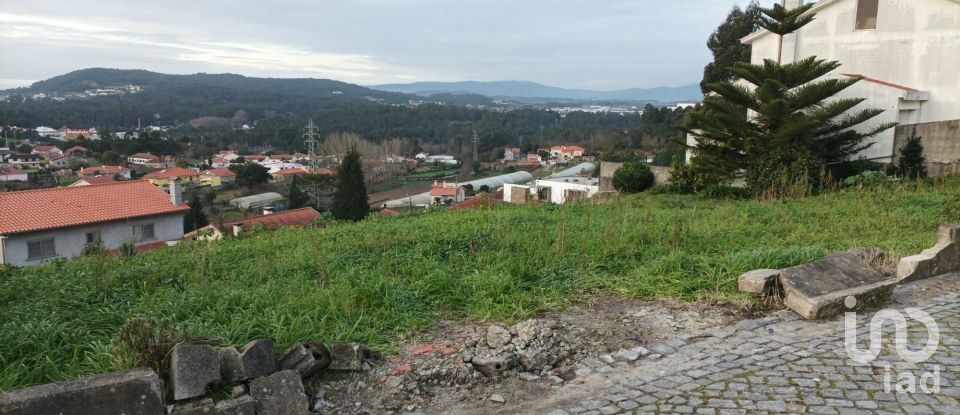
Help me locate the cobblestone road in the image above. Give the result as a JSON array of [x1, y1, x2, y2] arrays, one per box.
[[502, 274, 960, 415]]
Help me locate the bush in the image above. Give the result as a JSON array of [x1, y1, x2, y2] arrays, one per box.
[[612, 162, 655, 193], [666, 161, 729, 194], [898, 136, 927, 180], [841, 170, 896, 189]]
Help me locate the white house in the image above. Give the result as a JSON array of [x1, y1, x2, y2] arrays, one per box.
[[535, 176, 600, 204], [0, 180, 189, 266], [0, 167, 28, 182], [690, 0, 960, 163], [48, 154, 73, 169]]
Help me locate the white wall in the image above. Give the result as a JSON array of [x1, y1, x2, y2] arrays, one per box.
[[748, 0, 960, 161], [535, 179, 600, 204], [503, 184, 533, 203], [1, 213, 184, 266]]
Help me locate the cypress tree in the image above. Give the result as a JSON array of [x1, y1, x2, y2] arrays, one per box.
[[183, 193, 209, 233], [287, 174, 309, 209], [898, 136, 927, 179], [682, 3, 895, 197], [332, 149, 369, 221]]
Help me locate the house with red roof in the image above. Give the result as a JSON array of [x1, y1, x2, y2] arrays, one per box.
[[549, 145, 585, 159], [68, 175, 117, 187], [65, 146, 89, 155], [0, 167, 28, 182], [0, 180, 189, 266], [78, 165, 132, 179], [144, 167, 202, 187], [200, 168, 237, 187], [429, 181, 466, 205], [49, 154, 73, 169], [185, 207, 321, 240], [271, 167, 308, 181], [31, 145, 63, 160]]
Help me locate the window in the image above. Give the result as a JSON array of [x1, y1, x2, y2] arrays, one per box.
[[856, 0, 879, 30], [85, 231, 101, 246], [134, 224, 156, 241], [27, 239, 56, 260]]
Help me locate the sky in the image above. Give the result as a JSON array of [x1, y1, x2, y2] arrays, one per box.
[[0, 0, 774, 91]]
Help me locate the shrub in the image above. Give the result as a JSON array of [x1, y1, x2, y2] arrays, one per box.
[[612, 162, 655, 194], [666, 161, 729, 194], [842, 170, 895, 189], [898, 135, 927, 180]]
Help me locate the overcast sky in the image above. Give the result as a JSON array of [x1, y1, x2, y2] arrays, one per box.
[[0, 0, 773, 91]]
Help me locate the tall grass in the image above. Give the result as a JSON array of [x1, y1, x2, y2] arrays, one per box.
[[1, 179, 958, 390]]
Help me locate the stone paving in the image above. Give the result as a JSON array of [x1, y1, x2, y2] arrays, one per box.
[[501, 274, 960, 415]]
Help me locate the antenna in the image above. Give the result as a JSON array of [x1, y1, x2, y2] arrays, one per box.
[[303, 118, 321, 169]]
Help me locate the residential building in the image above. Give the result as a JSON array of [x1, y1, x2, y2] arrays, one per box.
[[210, 157, 231, 168], [79, 165, 132, 179], [0, 167, 28, 182], [526, 153, 543, 162], [535, 176, 600, 204], [69, 176, 117, 187], [429, 181, 466, 205], [31, 145, 63, 159], [0, 180, 188, 266], [503, 183, 535, 204], [143, 167, 202, 187], [271, 167, 308, 181], [35, 126, 58, 138], [717, 0, 960, 164], [127, 152, 161, 165], [550, 145, 586, 159], [504, 147, 522, 161], [185, 207, 321, 240], [8, 154, 44, 169], [48, 154, 73, 169], [201, 168, 237, 187], [63, 127, 99, 140], [65, 146, 89, 156]]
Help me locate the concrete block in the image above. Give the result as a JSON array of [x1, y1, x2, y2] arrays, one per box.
[[171, 343, 221, 401], [897, 225, 960, 283], [328, 342, 374, 371], [239, 339, 277, 379], [780, 252, 895, 320], [278, 342, 330, 378], [171, 398, 214, 415], [737, 269, 780, 294], [0, 368, 164, 415], [214, 395, 256, 415], [249, 370, 309, 415], [219, 347, 244, 383]]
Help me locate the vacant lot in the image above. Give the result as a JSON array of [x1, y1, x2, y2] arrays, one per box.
[[1, 179, 957, 390]]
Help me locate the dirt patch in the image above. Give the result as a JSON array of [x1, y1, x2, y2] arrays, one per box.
[[306, 296, 749, 414]]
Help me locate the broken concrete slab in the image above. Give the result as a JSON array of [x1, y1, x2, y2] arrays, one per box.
[[278, 342, 330, 378], [219, 346, 245, 383], [848, 247, 885, 264], [239, 339, 278, 379], [0, 368, 164, 415], [171, 343, 221, 401], [780, 252, 895, 320], [171, 398, 214, 415], [471, 353, 518, 377], [328, 342, 374, 371], [737, 269, 780, 294], [249, 370, 309, 415], [897, 225, 960, 284], [214, 395, 256, 415]]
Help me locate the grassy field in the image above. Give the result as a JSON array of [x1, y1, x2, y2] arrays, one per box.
[[1, 179, 958, 390]]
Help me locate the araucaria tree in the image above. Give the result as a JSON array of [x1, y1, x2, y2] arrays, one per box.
[[683, 3, 895, 197], [332, 149, 369, 221]]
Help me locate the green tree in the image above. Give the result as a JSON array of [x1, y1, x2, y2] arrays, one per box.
[[332, 150, 369, 221], [898, 136, 927, 180], [287, 174, 309, 209], [701, 1, 762, 94], [183, 194, 209, 233], [612, 162, 655, 193], [682, 3, 894, 197], [229, 162, 270, 187], [100, 150, 122, 165]]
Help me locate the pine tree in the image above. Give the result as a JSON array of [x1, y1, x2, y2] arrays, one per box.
[[898, 136, 927, 180], [287, 174, 309, 209], [332, 149, 369, 221], [183, 194, 209, 233], [701, 1, 763, 94], [682, 3, 895, 197]]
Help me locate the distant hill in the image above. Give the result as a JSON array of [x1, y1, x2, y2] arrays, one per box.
[[369, 80, 702, 102], [0, 68, 417, 128]]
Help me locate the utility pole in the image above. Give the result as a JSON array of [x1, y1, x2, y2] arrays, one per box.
[[472, 128, 480, 164], [303, 118, 321, 169]]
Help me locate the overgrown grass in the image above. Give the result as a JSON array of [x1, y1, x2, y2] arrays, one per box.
[[2, 179, 959, 390]]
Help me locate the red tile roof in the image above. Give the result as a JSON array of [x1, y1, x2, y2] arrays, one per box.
[[218, 207, 321, 230], [430, 186, 461, 196], [0, 180, 189, 235], [378, 208, 401, 216], [0, 167, 27, 175], [79, 165, 130, 175], [71, 175, 117, 186], [204, 168, 236, 177], [551, 145, 585, 152], [144, 167, 201, 179], [129, 152, 160, 161], [273, 167, 307, 175], [32, 145, 59, 152], [66, 146, 89, 153]]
